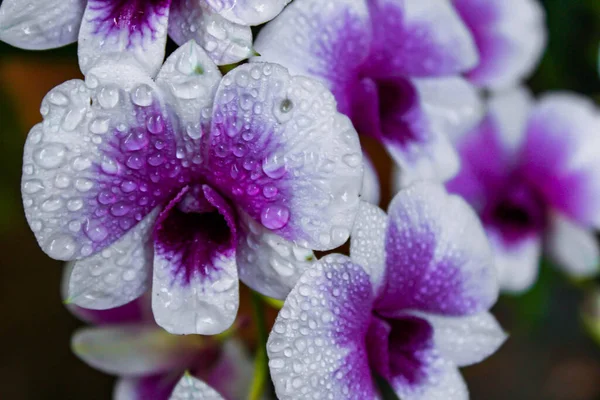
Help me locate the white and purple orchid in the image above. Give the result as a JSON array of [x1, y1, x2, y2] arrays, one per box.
[[267, 183, 506, 399], [446, 88, 600, 292], [253, 0, 486, 188], [452, 0, 546, 89], [22, 40, 363, 335], [67, 293, 248, 400], [0, 0, 291, 72]]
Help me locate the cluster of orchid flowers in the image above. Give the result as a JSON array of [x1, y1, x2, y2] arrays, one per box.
[[4, 0, 600, 398]]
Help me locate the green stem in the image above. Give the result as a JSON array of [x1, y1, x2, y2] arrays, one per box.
[[248, 291, 270, 400]]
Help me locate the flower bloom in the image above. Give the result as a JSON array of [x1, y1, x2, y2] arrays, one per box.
[[267, 183, 506, 399], [68, 292, 248, 400], [451, 0, 546, 89], [446, 88, 600, 292], [0, 0, 291, 74], [253, 0, 485, 188], [22, 40, 362, 334]]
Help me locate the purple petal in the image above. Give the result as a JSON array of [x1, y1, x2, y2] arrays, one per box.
[[78, 0, 171, 75], [0, 0, 85, 50], [21, 66, 196, 261], [168, 2, 253, 65], [363, 0, 478, 78], [453, 0, 546, 88], [267, 255, 377, 399], [519, 93, 600, 228], [378, 183, 497, 316], [204, 63, 362, 250], [67, 295, 151, 326], [115, 374, 178, 400], [152, 184, 239, 335]]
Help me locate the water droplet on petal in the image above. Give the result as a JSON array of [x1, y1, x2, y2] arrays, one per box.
[[261, 205, 290, 230]]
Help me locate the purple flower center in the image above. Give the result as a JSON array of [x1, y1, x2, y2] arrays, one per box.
[[88, 0, 171, 43], [367, 313, 434, 387], [375, 77, 422, 146], [482, 179, 547, 244], [153, 184, 238, 286]]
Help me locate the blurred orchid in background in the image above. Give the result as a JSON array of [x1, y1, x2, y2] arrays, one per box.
[[446, 88, 600, 292], [268, 184, 506, 399], [66, 286, 251, 400]]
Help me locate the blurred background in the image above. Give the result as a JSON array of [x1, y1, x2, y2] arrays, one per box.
[[2, 0, 600, 398]]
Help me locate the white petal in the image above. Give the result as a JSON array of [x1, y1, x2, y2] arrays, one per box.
[[237, 212, 315, 300], [72, 325, 195, 376], [547, 213, 600, 278], [78, 0, 170, 75], [168, 1, 254, 65], [152, 252, 239, 335], [489, 230, 541, 293], [361, 154, 381, 205], [206, 0, 291, 26], [393, 357, 468, 400], [0, 0, 85, 50], [350, 201, 388, 294], [414, 76, 484, 144], [420, 311, 507, 367], [65, 210, 158, 309], [169, 374, 224, 400], [156, 40, 222, 128], [486, 86, 533, 152]]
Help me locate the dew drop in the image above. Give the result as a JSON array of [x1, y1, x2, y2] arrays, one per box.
[[261, 205, 290, 230], [33, 143, 67, 169]]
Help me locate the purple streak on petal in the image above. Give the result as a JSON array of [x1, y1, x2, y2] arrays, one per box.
[[366, 314, 392, 379], [87, 0, 171, 47], [153, 184, 237, 286], [84, 103, 194, 253], [519, 115, 598, 226], [363, 0, 474, 78], [308, 9, 371, 118], [71, 297, 148, 325]]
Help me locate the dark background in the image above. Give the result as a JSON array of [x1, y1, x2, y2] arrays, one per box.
[[2, 0, 600, 398]]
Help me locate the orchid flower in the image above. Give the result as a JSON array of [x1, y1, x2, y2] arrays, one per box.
[[0, 0, 291, 74], [67, 291, 248, 399], [451, 0, 547, 89], [445, 88, 600, 292], [22, 40, 363, 335], [170, 374, 226, 400], [253, 0, 484, 188], [267, 183, 506, 400]]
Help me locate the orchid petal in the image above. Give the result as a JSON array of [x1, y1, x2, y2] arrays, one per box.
[[236, 211, 315, 300], [453, 0, 547, 89], [419, 311, 507, 367], [488, 230, 541, 293], [0, 0, 85, 50], [547, 213, 600, 279], [520, 93, 600, 228], [205, 63, 362, 250], [378, 183, 497, 316], [268, 254, 378, 399], [78, 0, 171, 76], [152, 185, 239, 335], [168, 1, 253, 66], [206, 0, 291, 26], [253, 0, 372, 117], [350, 201, 387, 294], [364, 0, 478, 77], [361, 153, 381, 205], [156, 39, 222, 132], [64, 210, 157, 310], [21, 63, 191, 261], [72, 325, 197, 376], [169, 374, 224, 400]]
